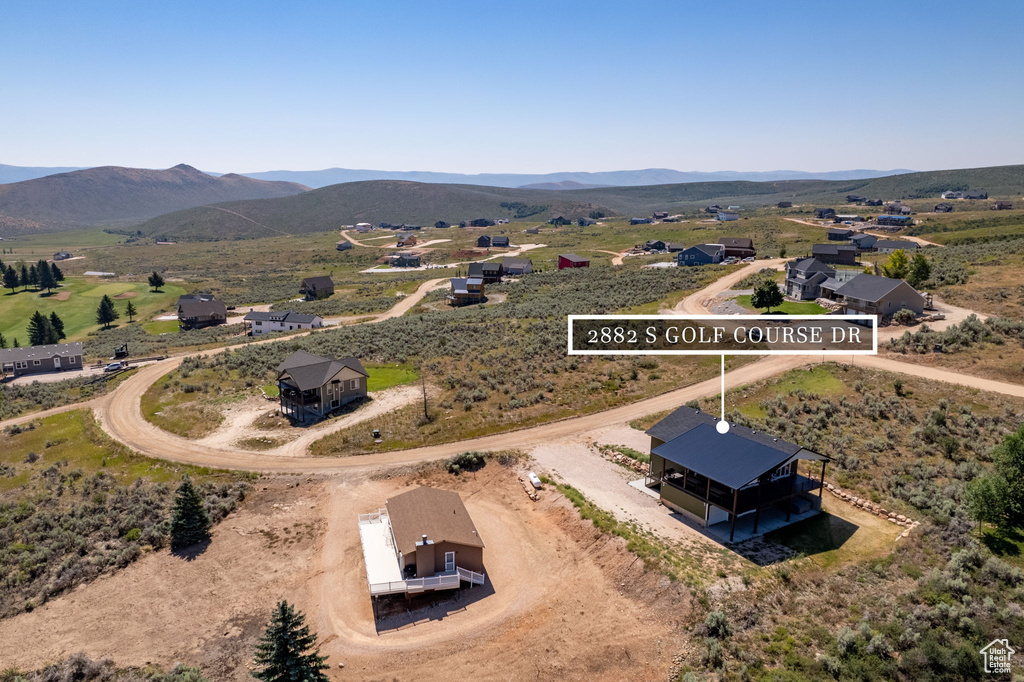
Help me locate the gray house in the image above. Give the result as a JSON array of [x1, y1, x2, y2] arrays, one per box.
[[827, 228, 854, 241], [677, 244, 724, 266], [177, 294, 227, 330], [390, 251, 421, 268], [467, 261, 503, 283], [501, 257, 533, 274], [873, 239, 921, 254], [850, 233, 877, 250], [0, 342, 84, 379], [491, 236, 510, 248], [811, 243, 858, 266], [784, 258, 836, 300], [276, 350, 368, 422], [825, 274, 926, 319]]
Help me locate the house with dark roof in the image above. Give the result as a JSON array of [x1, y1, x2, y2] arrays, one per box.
[[814, 208, 836, 219], [704, 204, 722, 214], [776, 201, 793, 208], [653, 211, 669, 220], [716, 210, 739, 222], [0, 342, 84, 379], [53, 251, 73, 261], [876, 214, 914, 228], [827, 228, 854, 241], [933, 203, 954, 213], [824, 273, 926, 318], [390, 251, 421, 268], [993, 201, 1014, 210], [501, 257, 533, 274], [275, 350, 368, 422], [476, 235, 491, 248], [873, 239, 920, 253], [558, 253, 590, 270], [336, 240, 354, 251], [864, 199, 883, 206], [811, 243, 858, 266], [850, 233, 877, 250], [964, 191, 988, 200], [784, 257, 836, 300], [548, 216, 571, 226], [448, 277, 485, 306], [630, 217, 653, 225], [677, 244, 724, 266], [396, 233, 417, 247], [884, 202, 912, 215], [644, 406, 829, 541], [177, 293, 227, 330], [491, 236, 510, 248], [666, 242, 686, 252], [644, 240, 667, 252], [299, 275, 335, 300], [467, 261, 503, 283], [846, 195, 867, 203], [576, 217, 597, 226], [243, 311, 323, 336], [356, 486, 486, 597], [470, 218, 495, 227], [718, 237, 755, 258]]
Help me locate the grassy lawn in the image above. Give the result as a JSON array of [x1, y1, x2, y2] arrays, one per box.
[[0, 226, 125, 260], [140, 366, 246, 438], [366, 363, 419, 392], [140, 318, 180, 335], [733, 295, 828, 315], [0, 276, 186, 346]]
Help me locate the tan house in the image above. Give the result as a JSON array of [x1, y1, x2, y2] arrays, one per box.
[[275, 350, 367, 422], [357, 487, 486, 597], [177, 294, 227, 330], [823, 273, 926, 319], [448, 276, 485, 305], [0, 342, 84, 379]]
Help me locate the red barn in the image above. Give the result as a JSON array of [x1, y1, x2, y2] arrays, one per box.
[[558, 253, 590, 270]]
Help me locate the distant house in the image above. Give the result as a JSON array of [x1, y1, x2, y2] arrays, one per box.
[[834, 214, 864, 223], [390, 251, 421, 268], [276, 350, 367, 422], [502, 257, 533, 274], [933, 203, 954, 213], [704, 205, 722, 214], [576, 217, 597, 226], [964, 191, 988, 200], [53, 251, 73, 261], [336, 240, 354, 251], [177, 293, 227, 330], [524, 226, 541, 234], [993, 201, 1014, 210], [846, 195, 867, 203], [666, 242, 686, 252], [644, 240, 667, 252], [811, 243, 858, 266], [354, 223, 373, 232], [0, 342, 83, 379], [476, 235, 491, 248], [495, 218, 509, 225], [876, 215, 914, 228], [884, 202, 912, 215], [850, 233, 878, 250], [653, 211, 669, 220], [491, 236, 510, 248], [827, 228, 854, 241], [548, 216, 571, 226], [558, 253, 590, 270], [874, 239, 921, 253], [402, 224, 422, 231], [677, 244, 724, 266], [776, 201, 793, 209], [448, 277, 486, 306], [357, 486, 486, 597], [864, 199, 883, 207], [643, 406, 829, 541], [396, 233, 417, 247], [823, 273, 926, 319], [941, 191, 963, 200], [716, 210, 739, 221], [719, 237, 755, 258], [784, 257, 836, 300], [244, 311, 323, 336], [470, 218, 495, 227], [813, 208, 836, 219], [630, 217, 653, 225], [299, 275, 335, 300], [379, 222, 398, 230], [468, 261, 503, 283]]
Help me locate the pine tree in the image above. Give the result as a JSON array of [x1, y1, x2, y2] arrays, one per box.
[[37, 260, 57, 293], [0, 333, 6, 349], [751, 279, 784, 314], [125, 300, 138, 323], [49, 311, 66, 340], [148, 271, 165, 291], [96, 294, 120, 329], [169, 475, 211, 550], [3, 265, 18, 294], [28, 264, 38, 288], [19, 264, 29, 291], [27, 310, 58, 346], [51, 262, 64, 282], [251, 601, 330, 682], [12, 337, 19, 348], [907, 253, 931, 288]]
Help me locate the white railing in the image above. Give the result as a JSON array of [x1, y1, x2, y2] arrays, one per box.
[[358, 509, 388, 524], [457, 566, 486, 586], [368, 567, 486, 596]]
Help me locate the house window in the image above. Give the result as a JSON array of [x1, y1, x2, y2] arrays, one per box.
[[15, 361, 27, 369], [33, 360, 41, 366], [69, 357, 76, 364], [349, 379, 358, 390], [256, 320, 262, 326]]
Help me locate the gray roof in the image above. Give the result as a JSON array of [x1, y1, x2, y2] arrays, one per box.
[[788, 257, 836, 274], [873, 239, 920, 250], [692, 244, 724, 256], [719, 237, 753, 248], [819, 276, 841, 290], [300, 275, 334, 291], [244, 311, 320, 324], [468, 262, 501, 277], [450, 277, 483, 294], [833, 273, 911, 302], [559, 253, 589, 263], [502, 257, 532, 268], [178, 298, 226, 319], [0, 342, 83, 364], [276, 350, 367, 391], [812, 244, 858, 256], [491, 236, 510, 246]]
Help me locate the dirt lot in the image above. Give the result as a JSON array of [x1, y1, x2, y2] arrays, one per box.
[[0, 462, 691, 681]]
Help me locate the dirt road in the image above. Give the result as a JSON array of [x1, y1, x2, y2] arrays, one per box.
[[587, 249, 627, 265], [864, 231, 941, 247], [673, 258, 787, 314]]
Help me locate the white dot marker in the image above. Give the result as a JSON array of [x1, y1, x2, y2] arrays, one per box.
[[716, 420, 730, 435]]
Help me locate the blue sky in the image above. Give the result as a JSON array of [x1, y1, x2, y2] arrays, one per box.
[[2, 0, 1022, 174]]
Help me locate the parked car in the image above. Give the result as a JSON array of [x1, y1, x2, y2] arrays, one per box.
[[103, 361, 125, 372], [743, 257, 756, 262]]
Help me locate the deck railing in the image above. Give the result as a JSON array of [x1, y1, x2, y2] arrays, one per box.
[[358, 509, 389, 524], [368, 567, 486, 596]]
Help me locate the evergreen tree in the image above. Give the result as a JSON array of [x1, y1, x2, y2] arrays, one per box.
[[28, 264, 38, 288], [148, 271, 165, 291], [37, 259, 58, 293], [12, 337, 19, 348], [169, 475, 211, 550], [0, 333, 6, 349], [19, 264, 29, 291], [251, 601, 330, 682], [751, 279, 784, 314], [27, 310, 58, 345], [881, 249, 911, 280], [125, 300, 138, 323], [51, 261, 64, 282], [3, 265, 18, 293], [49, 311, 67, 340], [96, 294, 120, 329], [907, 253, 931, 288]]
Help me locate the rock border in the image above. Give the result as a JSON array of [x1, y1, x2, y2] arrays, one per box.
[[824, 481, 920, 540]]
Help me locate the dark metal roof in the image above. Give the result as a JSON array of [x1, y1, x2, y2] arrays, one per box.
[[692, 244, 724, 257], [468, 262, 501, 277], [276, 350, 367, 391], [300, 276, 334, 291], [719, 237, 753, 248], [653, 424, 797, 489], [873, 239, 920, 250], [491, 236, 510, 246], [833, 273, 913, 301], [559, 253, 589, 263], [502, 257, 532, 268], [788, 257, 836, 274], [0, 342, 83, 364], [244, 311, 320, 324], [178, 299, 226, 318], [812, 243, 858, 256]]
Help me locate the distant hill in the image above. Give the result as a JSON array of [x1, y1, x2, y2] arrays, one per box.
[[238, 166, 915, 189], [0, 165, 309, 235], [0, 163, 86, 184], [518, 180, 607, 190], [132, 164, 1024, 242]]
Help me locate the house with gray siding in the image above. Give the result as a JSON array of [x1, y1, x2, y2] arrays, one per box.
[[0, 342, 84, 379], [276, 350, 368, 422], [677, 244, 724, 266], [825, 274, 926, 319], [784, 258, 836, 300]]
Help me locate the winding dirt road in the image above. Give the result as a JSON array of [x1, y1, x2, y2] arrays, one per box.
[[674, 258, 787, 314]]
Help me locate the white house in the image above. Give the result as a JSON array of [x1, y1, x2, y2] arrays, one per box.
[[717, 210, 739, 221], [243, 311, 323, 336]]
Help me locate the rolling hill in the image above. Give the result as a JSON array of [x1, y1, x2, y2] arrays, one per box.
[[0, 164, 308, 235], [132, 164, 1024, 241], [0, 163, 86, 184]]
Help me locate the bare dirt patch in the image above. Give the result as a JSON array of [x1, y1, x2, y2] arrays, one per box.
[[113, 291, 138, 299], [51, 291, 71, 301]]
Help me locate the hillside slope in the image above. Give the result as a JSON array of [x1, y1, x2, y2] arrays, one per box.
[[0, 164, 308, 235]]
